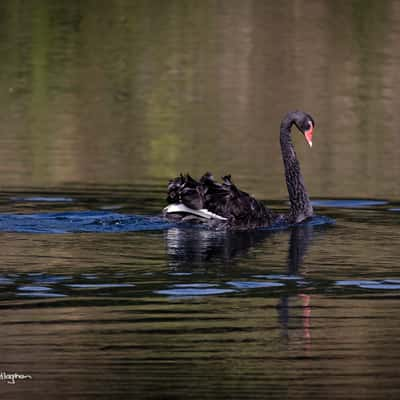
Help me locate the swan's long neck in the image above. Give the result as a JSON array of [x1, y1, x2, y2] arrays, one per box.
[[280, 121, 313, 223]]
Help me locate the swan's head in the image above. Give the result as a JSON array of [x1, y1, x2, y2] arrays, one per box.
[[293, 111, 315, 148], [282, 111, 315, 148]]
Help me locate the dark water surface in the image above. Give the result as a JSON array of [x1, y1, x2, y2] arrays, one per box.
[[0, 192, 399, 399], [1, 1, 400, 399]]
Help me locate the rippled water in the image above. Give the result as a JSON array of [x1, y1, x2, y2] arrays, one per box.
[[0, 191, 399, 399]]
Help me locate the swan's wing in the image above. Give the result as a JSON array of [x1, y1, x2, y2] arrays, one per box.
[[217, 175, 275, 227], [166, 173, 275, 228], [167, 174, 205, 210], [200, 172, 231, 211]]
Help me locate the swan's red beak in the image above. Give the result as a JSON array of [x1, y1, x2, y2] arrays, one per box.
[[304, 126, 313, 148]]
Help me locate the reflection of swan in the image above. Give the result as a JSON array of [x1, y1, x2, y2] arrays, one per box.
[[165, 222, 320, 270], [165, 227, 271, 268], [164, 111, 315, 229], [165, 223, 325, 347]]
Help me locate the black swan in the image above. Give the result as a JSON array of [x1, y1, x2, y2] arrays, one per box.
[[164, 110, 315, 229]]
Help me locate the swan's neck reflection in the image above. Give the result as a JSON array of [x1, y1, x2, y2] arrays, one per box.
[[278, 224, 314, 348], [287, 224, 313, 274]]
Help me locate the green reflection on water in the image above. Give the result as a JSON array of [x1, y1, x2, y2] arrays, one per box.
[[0, 0, 399, 199]]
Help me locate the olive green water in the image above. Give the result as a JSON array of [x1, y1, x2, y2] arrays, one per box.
[[1, 1, 400, 399]]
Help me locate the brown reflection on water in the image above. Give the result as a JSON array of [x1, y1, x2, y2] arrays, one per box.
[[0, 0, 399, 198], [1, 295, 400, 399]]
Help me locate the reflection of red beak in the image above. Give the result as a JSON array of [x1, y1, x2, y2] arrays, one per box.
[[304, 127, 313, 148]]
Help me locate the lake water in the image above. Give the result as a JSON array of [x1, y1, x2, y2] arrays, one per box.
[[1, 1, 400, 399]]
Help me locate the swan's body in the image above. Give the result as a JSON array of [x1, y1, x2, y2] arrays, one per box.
[[164, 111, 315, 230]]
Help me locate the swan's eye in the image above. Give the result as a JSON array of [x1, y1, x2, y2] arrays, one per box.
[[303, 120, 313, 131]]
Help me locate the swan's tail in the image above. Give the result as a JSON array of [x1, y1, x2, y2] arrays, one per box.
[[165, 173, 229, 221]]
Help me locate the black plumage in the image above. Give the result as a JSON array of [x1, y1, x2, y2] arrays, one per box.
[[167, 173, 274, 229]]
